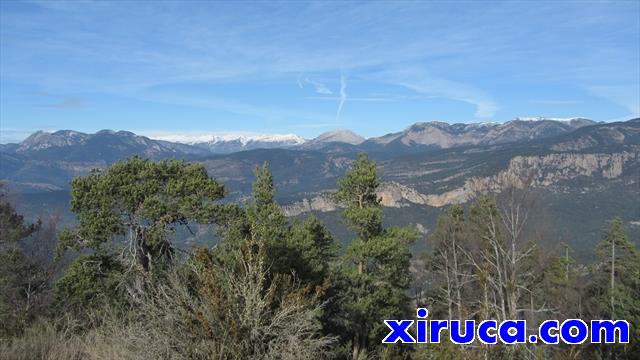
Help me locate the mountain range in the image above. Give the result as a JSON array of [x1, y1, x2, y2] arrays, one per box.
[[1, 117, 597, 157], [1, 117, 638, 261]]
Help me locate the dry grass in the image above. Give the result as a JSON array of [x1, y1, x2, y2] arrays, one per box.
[[1, 240, 335, 360], [0, 321, 84, 360]]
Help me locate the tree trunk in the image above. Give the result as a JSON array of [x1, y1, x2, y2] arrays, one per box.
[[352, 335, 361, 360], [452, 230, 463, 320], [610, 238, 615, 318]]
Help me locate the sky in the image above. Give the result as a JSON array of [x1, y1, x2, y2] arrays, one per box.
[[1, 0, 639, 143]]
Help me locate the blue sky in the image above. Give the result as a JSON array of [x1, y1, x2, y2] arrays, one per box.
[[1, 0, 639, 143]]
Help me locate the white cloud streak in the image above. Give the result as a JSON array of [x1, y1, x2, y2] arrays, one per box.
[[370, 67, 498, 118], [529, 99, 584, 105], [297, 72, 304, 88], [303, 78, 333, 95], [335, 73, 347, 121], [588, 85, 640, 117], [306, 96, 395, 102]]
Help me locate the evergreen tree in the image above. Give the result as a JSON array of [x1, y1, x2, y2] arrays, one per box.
[[289, 216, 339, 289], [58, 156, 227, 273], [540, 243, 581, 320], [55, 156, 228, 312], [588, 218, 640, 358], [0, 183, 45, 337], [246, 162, 290, 275], [0, 183, 39, 244], [54, 252, 127, 325], [335, 153, 417, 359], [218, 162, 338, 294]]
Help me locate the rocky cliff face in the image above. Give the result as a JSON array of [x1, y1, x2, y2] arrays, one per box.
[[467, 151, 637, 193], [446, 150, 637, 202], [282, 195, 338, 216], [283, 150, 638, 215], [509, 152, 631, 182]]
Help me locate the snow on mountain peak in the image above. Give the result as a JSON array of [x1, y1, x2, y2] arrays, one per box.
[[513, 116, 587, 123], [147, 132, 306, 146]]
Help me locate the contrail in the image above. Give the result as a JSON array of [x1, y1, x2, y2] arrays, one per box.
[[297, 72, 304, 89], [336, 73, 347, 121]]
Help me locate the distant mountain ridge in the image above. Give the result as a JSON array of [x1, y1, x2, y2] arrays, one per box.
[[2, 117, 599, 155], [2, 117, 633, 195], [361, 117, 596, 151], [6, 129, 209, 161]]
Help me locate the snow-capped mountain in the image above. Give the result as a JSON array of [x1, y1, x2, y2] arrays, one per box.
[[149, 131, 368, 153], [148, 133, 306, 154]]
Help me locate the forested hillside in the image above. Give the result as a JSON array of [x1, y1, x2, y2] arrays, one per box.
[[1, 154, 638, 359]]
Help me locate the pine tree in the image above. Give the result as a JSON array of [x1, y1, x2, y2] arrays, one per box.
[[57, 156, 227, 273], [589, 218, 640, 358], [289, 215, 339, 289], [221, 162, 338, 293], [55, 156, 228, 308], [0, 183, 43, 337], [0, 183, 39, 244], [335, 153, 417, 359], [246, 162, 290, 275]]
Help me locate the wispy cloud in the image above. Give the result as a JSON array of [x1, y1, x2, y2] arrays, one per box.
[[306, 96, 395, 102], [1, 0, 638, 131], [3, 2, 518, 95], [292, 122, 342, 129], [32, 97, 85, 109], [529, 99, 584, 105], [588, 85, 640, 117], [297, 72, 304, 88], [370, 67, 498, 118], [335, 73, 347, 121], [132, 89, 335, 126], [301, 77, 333, 95]]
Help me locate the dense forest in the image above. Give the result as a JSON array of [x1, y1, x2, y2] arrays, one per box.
[[1, 154, 638, 359]]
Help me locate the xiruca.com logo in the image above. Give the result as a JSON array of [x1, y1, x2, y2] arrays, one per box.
[[382, 309, 630, 345]]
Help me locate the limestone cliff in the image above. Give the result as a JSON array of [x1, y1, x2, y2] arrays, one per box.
[[283, 150, 638, 215]]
